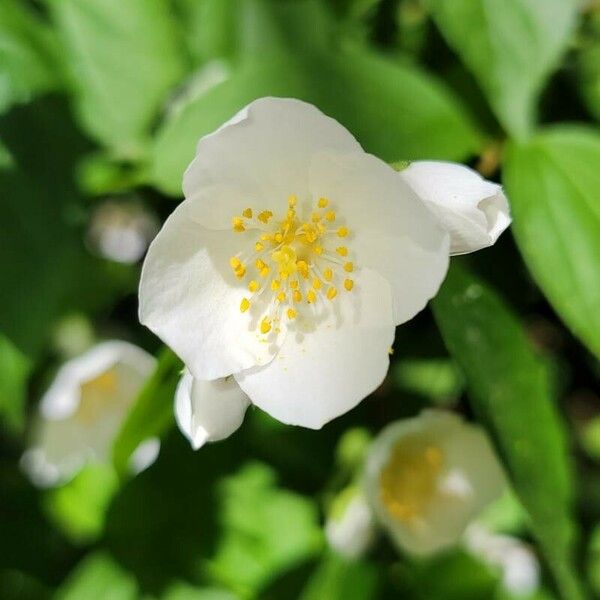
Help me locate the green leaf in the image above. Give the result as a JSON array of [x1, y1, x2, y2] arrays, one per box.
[[207, 462, 322, 597], [161, 582, 239, 600], [432, 264, 582, 600], [0, 0, 62, 114], [112, 347, 182, 475], [151, 47, 481, 195], [428, 0, 577, 138], [576, 13, 600, 122], [55, 552, 137, 600], [503, 126, 600, 359], [0, 333, 30, 432], [47, 0, 186, 157]]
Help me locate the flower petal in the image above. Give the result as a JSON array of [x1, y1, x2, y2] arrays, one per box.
[[310, 152, 450, 325], [175, 369, 250, 449], [139, 200, 280, 379], [400, 161, 511, 255], [235, 268, 395, 429], [183, 97, 363, 229]]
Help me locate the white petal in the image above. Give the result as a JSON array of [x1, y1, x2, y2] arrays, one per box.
[[235, 269, 395, 429], [175, 370, 250, 449], [310, 152, 450, 325], [401, 161, 511, 255], [139, 200, 279, 379], [40, 341, 155, 420], [182, 97, 363, 229], [129, 438, 161, 474]]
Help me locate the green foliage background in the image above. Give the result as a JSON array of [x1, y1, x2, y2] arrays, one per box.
[[1, 0, 599, 599]]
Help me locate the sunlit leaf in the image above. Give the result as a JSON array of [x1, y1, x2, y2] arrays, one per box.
[[503, 126, 600, 359], [432, 264, 582, 600], [428, 0, 577, 138]]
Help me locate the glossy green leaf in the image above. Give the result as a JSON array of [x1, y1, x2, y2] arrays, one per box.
[[112, 347, 181, 475], [47, 0, 186, 157], [0, 333, 30, 431], [503, 126, 600, 359], [0, 0, 62, 114], [432, 264, 582, 600], [428, 0, 577, 138], [55, 552, 137, 600]]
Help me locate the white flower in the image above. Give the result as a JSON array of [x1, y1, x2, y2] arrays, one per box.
[[401, 161, 511, 255], [325, 486, 376, 560], [139, 97, 451, 429], [22, 341, 157, 487], [174, 369, 250, 450], [363, 410, 506, 556], [465, 524, 540, 597]]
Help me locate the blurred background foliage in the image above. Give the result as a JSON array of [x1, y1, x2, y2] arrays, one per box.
[[0, 0, 599, 598]]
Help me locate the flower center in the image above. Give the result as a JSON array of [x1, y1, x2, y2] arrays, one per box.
[[75, 369, 119, 425], [229, 195, 355, 335], [379, 438, 444, 525]]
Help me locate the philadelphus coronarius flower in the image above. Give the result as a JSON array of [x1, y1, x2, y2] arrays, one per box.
[[139, 97, 510, 437], [363, 410, 506, 555], [22, 341, 158, 487]]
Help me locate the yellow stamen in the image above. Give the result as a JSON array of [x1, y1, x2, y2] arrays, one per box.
[[242, 208, 253, 219], [324, 268, 333, 282], [232, 217, 245, 232], [337, 226, 349, 238], [293, 290, 302, 303], [288, 194, 297, 208], [318, 197, 329, 208], [343, 262, 354, 272], [276, 291, 286, 303], [287, 308, 297, 320], [312, 278, 322, 290], [313, 245, 323, 255], [260, 317, 272, 334], [229, 256, 241, 270], [326, 287, 338, 300], [255, 241, 264, 252], [235, 265, 246, 279], [344, 279, 354, 291], [297, 260, 309, 279], [307, 290, 317, 303], [240, 298, 250, 312], [336, 246, 348, 257], [325, 210, 336, 222], [257, 210, 273, 224], [290, 280, 299, 290], [256, 258, 267, 270], [248, 280, 260, 293], [311, 212, 321, 223], [259, 266, 270, 278], [271, 279, 281, 291]]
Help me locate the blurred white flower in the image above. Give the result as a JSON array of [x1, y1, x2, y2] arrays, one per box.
[[363, 410, 506, 555], [87, 200, 159, 264], [174, 369, 250, 450], [401, 161, 511, 255], [140, 97, 451, 429], [465, 524, 540, 597], [325, 486, 376, 560], [22, 341, 157, 487]]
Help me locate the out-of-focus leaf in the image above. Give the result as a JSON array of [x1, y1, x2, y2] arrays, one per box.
[[207, 462, 322, 597], [298, 552, 379, 600], [0, 99, 135, 358], [0, 569, 51, 600], [55, 552, 137, 600], [428, 0, 577, 138], [112, 347, 181, 476], [581, 416, 600, 462], [46, 0, 186, 157], [43, 464, 119, 544], [503, 126, 600, 359], [161, 582, 239, 600], [0, 333, 30, 432], [432, 264, 582, 600], [588, 525, 600, 597], [577, 13, 600, 122], [0, 0, 62, 114]]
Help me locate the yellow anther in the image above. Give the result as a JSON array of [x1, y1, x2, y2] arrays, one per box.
[[297, 260, 309, 279], [260, 317, 272, 334], [313, 245, 323, 255], [287, 308, 297, 320], [229, 256, 241, 269], [261, 233, 272, 241], [260, 266, 270, 278], [272, 245, 298, 278], [318, 197, 329, 208], [343, 262, 354, 272], [293, 290, 302, 303], [242, 208, 253, 219], [327, 286, 338, 300], [255, 241, 264, 252], [312, 278, 322, 290], [336, 246, 348, 257], [276, 291, 287, 303], [232, 217, 246, 232], [388, 346, 394, 355], [324, 268, 333, 281], [290, 280, 299, 290], [307, 290, 317, 303], [235, 265, 246, 279], [240, 298, 250, 312], [325, 210, 336, 222], [257, 210, 273, 224], [256, 258, 267, 270], [311, 212, 321, 223], [344, 278, 354, 291], [274, 232, 283, 243], [337, 226, 349, 238], [271, 279, 281, 291], [288, 194, 297, 208], [248, 280, 260, 293]]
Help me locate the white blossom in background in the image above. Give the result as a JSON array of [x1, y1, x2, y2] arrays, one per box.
[[174, 369, 250, 450], [401, 161, 511, 255], [325, 486, 376, 560], [363, 410, 506, 556], [88, 200, 159, 264], [22, 341, 157, 487], [465, 524, 540, 597], [139, 97, 510, 436]]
